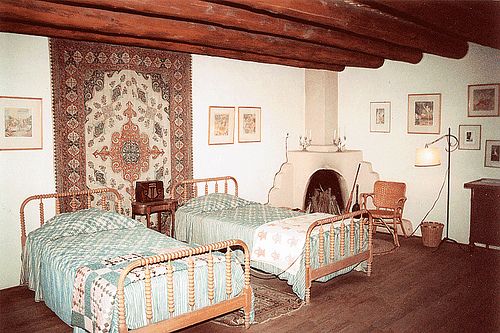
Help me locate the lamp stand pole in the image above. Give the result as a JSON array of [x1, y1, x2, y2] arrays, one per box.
[[435, 127, 458, 250], [446, 127, 451, 239]]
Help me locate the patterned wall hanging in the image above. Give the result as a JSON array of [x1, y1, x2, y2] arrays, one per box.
[[50, 39, 193, 213]]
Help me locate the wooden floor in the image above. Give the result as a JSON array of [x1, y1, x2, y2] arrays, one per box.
[[1, 235, 499, 333]]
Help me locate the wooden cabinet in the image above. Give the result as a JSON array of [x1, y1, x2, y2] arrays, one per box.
[[464, 178, 500, 248]]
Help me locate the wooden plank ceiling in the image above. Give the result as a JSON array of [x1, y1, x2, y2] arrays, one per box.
[[1, 0, 499, 72]]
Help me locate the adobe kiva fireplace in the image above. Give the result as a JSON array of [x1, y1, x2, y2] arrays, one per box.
[[268, 70, 379, 212], [268, 150, 379, 211]]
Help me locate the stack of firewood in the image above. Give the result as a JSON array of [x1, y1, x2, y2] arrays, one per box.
[[306, 187, 341, 215]]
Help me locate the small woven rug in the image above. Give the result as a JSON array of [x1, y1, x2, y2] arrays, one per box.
[[213, 282, 303, 327], [373, 237, 397, 255]]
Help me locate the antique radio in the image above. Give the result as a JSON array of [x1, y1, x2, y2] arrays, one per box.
[[135, 180, 164, 203]]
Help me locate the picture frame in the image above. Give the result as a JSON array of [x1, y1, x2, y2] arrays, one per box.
[[485, 140, 500, 168], [467, 83, 499, 117], [0, 96, 43, 150], [407, 93, 441, 134], [208, 106, 235, 145], [370, 102, 390, 133], [458, 125, 481, 150], [238, 106, 261, 143]]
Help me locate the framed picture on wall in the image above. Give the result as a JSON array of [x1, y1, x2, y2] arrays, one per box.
[[468, 83, 500, 117], [485, 140, 500, 168], [407, 93, 441, 134], [370, 102, 390, 133], [0, 96, 43, 150], [458, 125, 481, 150], [238, 106, 261, 142], [208, 106, 235, 145]]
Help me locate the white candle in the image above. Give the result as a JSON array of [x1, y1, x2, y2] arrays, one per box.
[[333, 129, 337, 140], [309, 129, 312, 140]]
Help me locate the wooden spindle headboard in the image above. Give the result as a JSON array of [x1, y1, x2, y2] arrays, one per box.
[[20, 188, 122, 249], [170, 176, 238, 205]]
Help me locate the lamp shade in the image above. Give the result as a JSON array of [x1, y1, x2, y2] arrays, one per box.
[[415, 147, 441, 166]]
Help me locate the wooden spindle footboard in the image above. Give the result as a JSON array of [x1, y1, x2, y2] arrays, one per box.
[[116, 239, 252, 333], [304, 210, 373, 304]]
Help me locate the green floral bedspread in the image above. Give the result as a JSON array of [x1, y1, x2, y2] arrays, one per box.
[[22, 208, 247, 333]]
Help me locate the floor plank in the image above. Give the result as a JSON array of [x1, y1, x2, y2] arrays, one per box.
[[1, 235, 498, 332]]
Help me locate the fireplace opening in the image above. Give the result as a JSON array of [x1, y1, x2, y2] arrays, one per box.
[[304, 169, 346, 214]]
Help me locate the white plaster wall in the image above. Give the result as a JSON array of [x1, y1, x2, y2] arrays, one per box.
[[0, 33, 55, 289], [339, 43, 500, 243], [191, 55, 305, 202]]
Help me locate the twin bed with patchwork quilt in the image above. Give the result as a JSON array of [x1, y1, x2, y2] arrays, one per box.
[[172, 176, 374, 303], [20, 188, 252, 333]]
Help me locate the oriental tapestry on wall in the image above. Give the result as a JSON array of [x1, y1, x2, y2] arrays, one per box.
[[50, 39, 192, 214]]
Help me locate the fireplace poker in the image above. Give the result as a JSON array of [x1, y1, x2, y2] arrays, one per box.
[[344, 163, 361, 214]]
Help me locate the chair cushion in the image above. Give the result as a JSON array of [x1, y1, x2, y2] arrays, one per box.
[[369, 209, 398, 219]]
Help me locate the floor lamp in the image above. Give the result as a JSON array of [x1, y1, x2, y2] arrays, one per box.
[[415, 127, 459, 246]]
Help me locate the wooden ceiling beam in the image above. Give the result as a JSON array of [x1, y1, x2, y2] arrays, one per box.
[[54, 0, 422, 64], [220, 0, 469, 59], [0, 0, 383, 68], [369, 0, 500, 50], [0, 20, 345, 72]]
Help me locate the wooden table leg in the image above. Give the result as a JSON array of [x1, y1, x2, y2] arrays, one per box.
[[170, 210, 175, 237], [146, 208, 151, 229], [157, 212, 162, 232]]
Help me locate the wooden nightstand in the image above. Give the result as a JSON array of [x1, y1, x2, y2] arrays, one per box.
[[131, 199, 178, 237]]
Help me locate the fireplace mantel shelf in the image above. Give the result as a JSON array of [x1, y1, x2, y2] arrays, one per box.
[[291, 149, 362, 154]]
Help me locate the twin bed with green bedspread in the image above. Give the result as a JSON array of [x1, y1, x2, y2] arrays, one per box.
[[174, 191, 372, 301], [20, 189, 252, 333]]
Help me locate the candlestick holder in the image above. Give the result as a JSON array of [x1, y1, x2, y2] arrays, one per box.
[[333, 134, 346, 152], [299, 135, 312, 151]]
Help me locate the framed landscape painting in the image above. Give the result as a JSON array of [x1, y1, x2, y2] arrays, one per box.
[[458, 125, 481, 150], [370, 102, 390, 133], [468, 83, 499, 117], [485, 140, 500, 168], [407, 93, 441, 134], [0, 96, 43, 150], [238, 106, 261, 142], [208, 106, 235, 145]]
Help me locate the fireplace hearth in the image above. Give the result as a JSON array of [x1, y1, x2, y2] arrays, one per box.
[[268, 149, 379, 210]]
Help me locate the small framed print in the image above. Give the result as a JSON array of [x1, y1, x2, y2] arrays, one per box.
[[370, 102, 390, 133], [458, 125, 481, 150], [0, 96, 43, 150], [485, 140, 500, 168], [468, 83, 499, 117], [208, 106, 235, 145], [408, 93, 441, 134], [238, 106, 261, 143]]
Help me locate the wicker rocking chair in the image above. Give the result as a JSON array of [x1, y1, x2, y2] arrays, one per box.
[[360, 180, 407, 247]]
